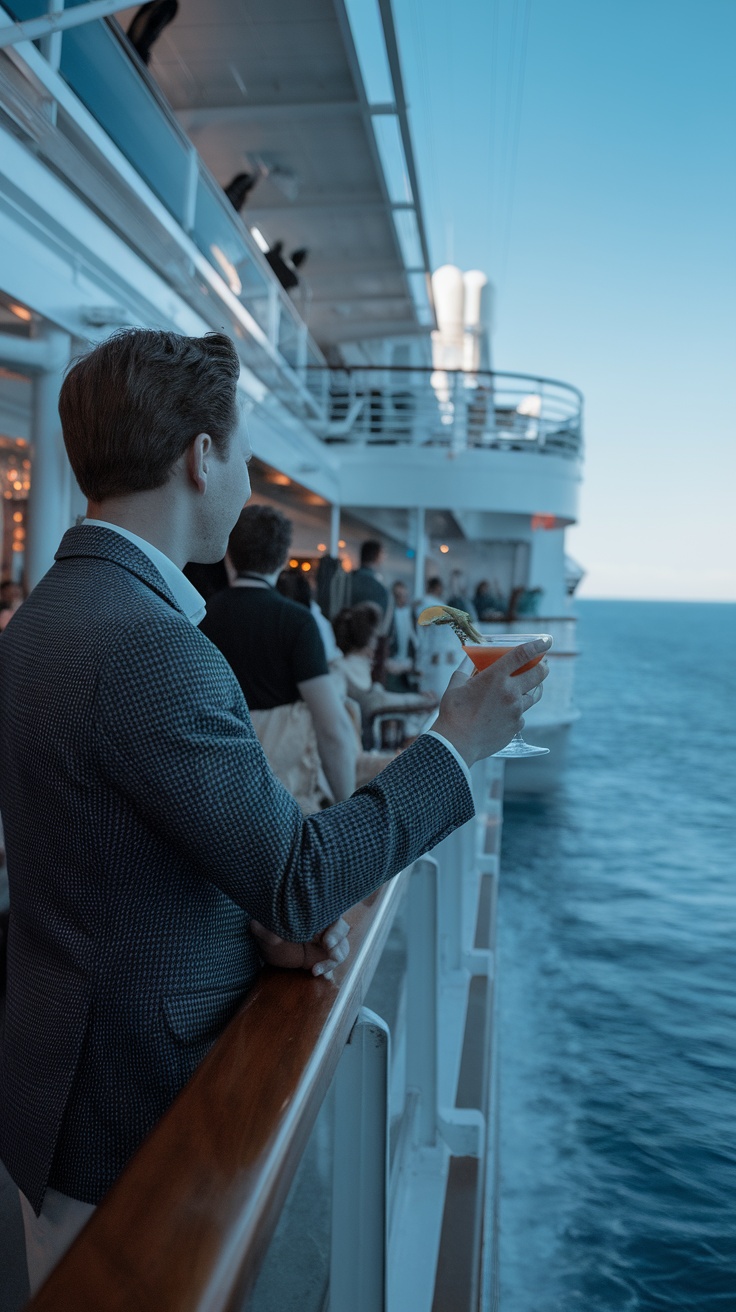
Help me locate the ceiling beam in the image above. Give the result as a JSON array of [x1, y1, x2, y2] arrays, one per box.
[[178, 101, 365, 131], [308, 293, 411, 305], [246, 198, 413, 216]]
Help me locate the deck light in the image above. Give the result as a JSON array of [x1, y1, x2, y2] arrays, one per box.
[[301, 562, 311, 572], [209, 245, 242, 296], [439, 544, 449, 553], [8, 304, 31, 322], [317, 543, 326, 552], [250, 227, 270, 254], [338, 539, 346, 549]]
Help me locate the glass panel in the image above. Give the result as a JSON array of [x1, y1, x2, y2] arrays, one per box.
[[59, 21, 191, 225], [277, 304, 301, 372], [372, 114, 412, 205], [342, 0, 393, 105], [192, 177, 272, 337]]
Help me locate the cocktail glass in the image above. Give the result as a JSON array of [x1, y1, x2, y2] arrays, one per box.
[[462, 632, 552, 758]]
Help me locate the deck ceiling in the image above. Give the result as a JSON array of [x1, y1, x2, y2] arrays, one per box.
[[115, 0, 430, 351]]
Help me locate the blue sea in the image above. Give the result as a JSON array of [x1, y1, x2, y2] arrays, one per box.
[[498, 600, 736, 1311]]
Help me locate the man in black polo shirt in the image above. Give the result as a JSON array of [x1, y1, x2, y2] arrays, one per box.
[[202, 505, 356, 810]]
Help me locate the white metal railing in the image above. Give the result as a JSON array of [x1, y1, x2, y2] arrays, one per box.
[[250, 754, 506, 1312], [30, 755, 505, 1312], [311, 365, 583, 456]]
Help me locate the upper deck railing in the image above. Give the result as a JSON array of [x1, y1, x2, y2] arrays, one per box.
[[26, 757, 505, 1312], [0, 3, 327, 417], [308, 366, 584, 456]]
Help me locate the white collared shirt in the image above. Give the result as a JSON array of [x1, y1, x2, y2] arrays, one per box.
[[82, 520, 206, 627]]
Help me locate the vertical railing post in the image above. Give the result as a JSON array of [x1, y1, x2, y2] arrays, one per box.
[[413, 506, 426, 602], [437, 829, 463, 974], [25, 327, 71, 592], [267, 282, 280, 354], [182, 146, 198, 235], [330, 1007, 390, 1312], [405, 856, 439, 1148], [329, 504, 341, 557], [296, 321, 308, 384]]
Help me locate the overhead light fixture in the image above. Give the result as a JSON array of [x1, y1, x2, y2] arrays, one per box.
[[8, 303, 32, 322], [250, 227, 270, 254], [439, 544, 450, 554]]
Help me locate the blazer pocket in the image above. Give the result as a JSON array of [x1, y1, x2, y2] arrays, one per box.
[[163, 985, 247, 1045]]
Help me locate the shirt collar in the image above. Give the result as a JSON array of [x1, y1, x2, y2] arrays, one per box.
[[82, 520, 206, 626]]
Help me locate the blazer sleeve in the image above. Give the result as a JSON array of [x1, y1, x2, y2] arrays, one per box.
[[93, 610, 474, 941]]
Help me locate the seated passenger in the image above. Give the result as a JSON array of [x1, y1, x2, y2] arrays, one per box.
[[202, 506, 356, 813], [333, 602, 437, 748]]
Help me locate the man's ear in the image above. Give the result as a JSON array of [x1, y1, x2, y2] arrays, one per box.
[[186, 433, 212, 493]]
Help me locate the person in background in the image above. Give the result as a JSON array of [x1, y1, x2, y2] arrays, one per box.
[[333, 602, 436, 748], [474, 578, 506, 621], [350, 539, 390, 622], [416, 576, 464, 699], [202, 506, 356, 813], [0, 579, 23, 631], [508, 585, 544, 619], [277, 566, 341, 666], [385, 579, 417, 693], [447, 569, 477, 620]]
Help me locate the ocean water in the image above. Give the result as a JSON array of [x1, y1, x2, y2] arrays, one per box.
[[498, 600, 736, 1311]]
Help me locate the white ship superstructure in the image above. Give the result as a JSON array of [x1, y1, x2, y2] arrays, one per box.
[[0, 1, 584, 1307]]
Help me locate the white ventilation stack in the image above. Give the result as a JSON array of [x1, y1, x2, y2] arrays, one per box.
[[431, 265, 492, 374], [462, 269, 492, 373]]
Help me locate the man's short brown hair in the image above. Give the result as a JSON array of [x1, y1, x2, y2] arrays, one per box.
[[59, 329, 240, 501], [228, 505, 293, 576]]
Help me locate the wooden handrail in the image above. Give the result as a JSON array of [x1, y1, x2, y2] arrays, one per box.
[[27, 870, 410, 1311]]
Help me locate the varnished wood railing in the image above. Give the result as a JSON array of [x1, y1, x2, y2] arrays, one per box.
[[27, 871, 409, 1311]]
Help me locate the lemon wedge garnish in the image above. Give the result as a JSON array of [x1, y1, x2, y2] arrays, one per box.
[[417, 605, 447, 625], [417, 605, 483, 643]]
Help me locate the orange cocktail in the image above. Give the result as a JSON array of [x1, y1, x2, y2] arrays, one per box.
[[463, 644, 544, 676], [461, 633, 552, 758]]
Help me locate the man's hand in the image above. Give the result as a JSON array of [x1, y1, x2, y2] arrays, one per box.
[[432, 637, 551, 766], [250, 916, 350, 980]]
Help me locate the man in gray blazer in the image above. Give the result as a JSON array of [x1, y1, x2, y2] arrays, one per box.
[[0, 329, 549, 1290]]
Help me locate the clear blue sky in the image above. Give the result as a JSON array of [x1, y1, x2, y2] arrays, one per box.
[[394, 0, 736, 600]]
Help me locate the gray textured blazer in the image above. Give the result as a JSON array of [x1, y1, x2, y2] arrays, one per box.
[[0, 526, 473, 1212]]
